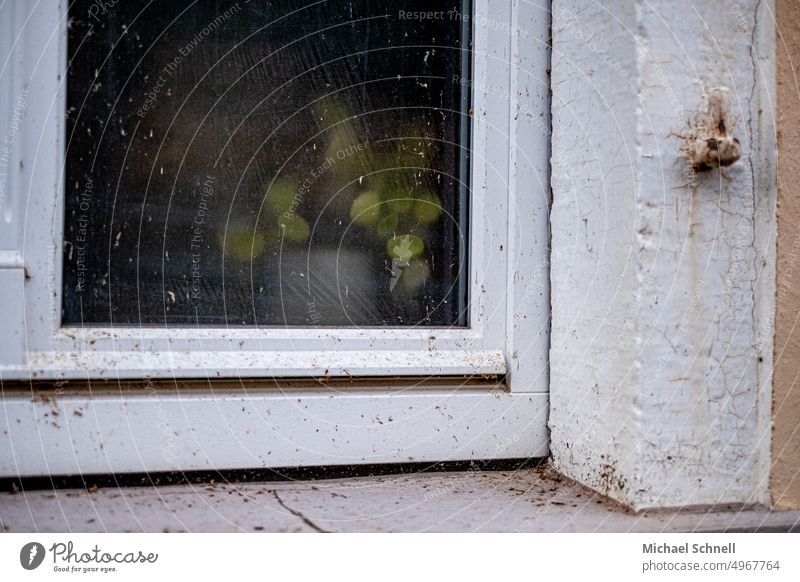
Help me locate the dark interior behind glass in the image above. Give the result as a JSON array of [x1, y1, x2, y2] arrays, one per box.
[[63, 0, 471, 327]]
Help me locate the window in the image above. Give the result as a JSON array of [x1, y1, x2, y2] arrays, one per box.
[[64, 0, 471, 328], [0, 0, 550, 476]]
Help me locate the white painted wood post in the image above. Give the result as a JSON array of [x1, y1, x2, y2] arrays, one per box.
[[549, 0, 776, 509]]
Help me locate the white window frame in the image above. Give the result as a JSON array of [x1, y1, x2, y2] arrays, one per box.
[[0, 0, 550, 476]]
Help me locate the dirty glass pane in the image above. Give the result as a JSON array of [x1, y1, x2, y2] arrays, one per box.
[[63, 0, 471, 327]]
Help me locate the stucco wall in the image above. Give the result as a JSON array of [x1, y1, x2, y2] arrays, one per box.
[[772, 0, 800, 510]]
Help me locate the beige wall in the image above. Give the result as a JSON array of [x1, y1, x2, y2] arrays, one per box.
[[772, 0, 800, 510]]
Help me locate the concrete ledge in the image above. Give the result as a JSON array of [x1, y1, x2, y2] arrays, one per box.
[[1, 464, 797, 533]]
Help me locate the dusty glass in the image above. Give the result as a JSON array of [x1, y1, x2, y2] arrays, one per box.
[[63, 0, 472, 327]]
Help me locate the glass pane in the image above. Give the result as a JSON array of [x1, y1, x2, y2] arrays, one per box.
[[63, 0, 471, 327]]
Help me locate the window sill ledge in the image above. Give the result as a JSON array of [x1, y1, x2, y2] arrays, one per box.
[[2, 463, 797, 533]]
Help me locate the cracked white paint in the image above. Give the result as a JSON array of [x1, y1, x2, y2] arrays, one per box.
[[549, 0, 776, 509]]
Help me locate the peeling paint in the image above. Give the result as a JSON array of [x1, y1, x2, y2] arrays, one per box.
[[549, 0, 775, 510]]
